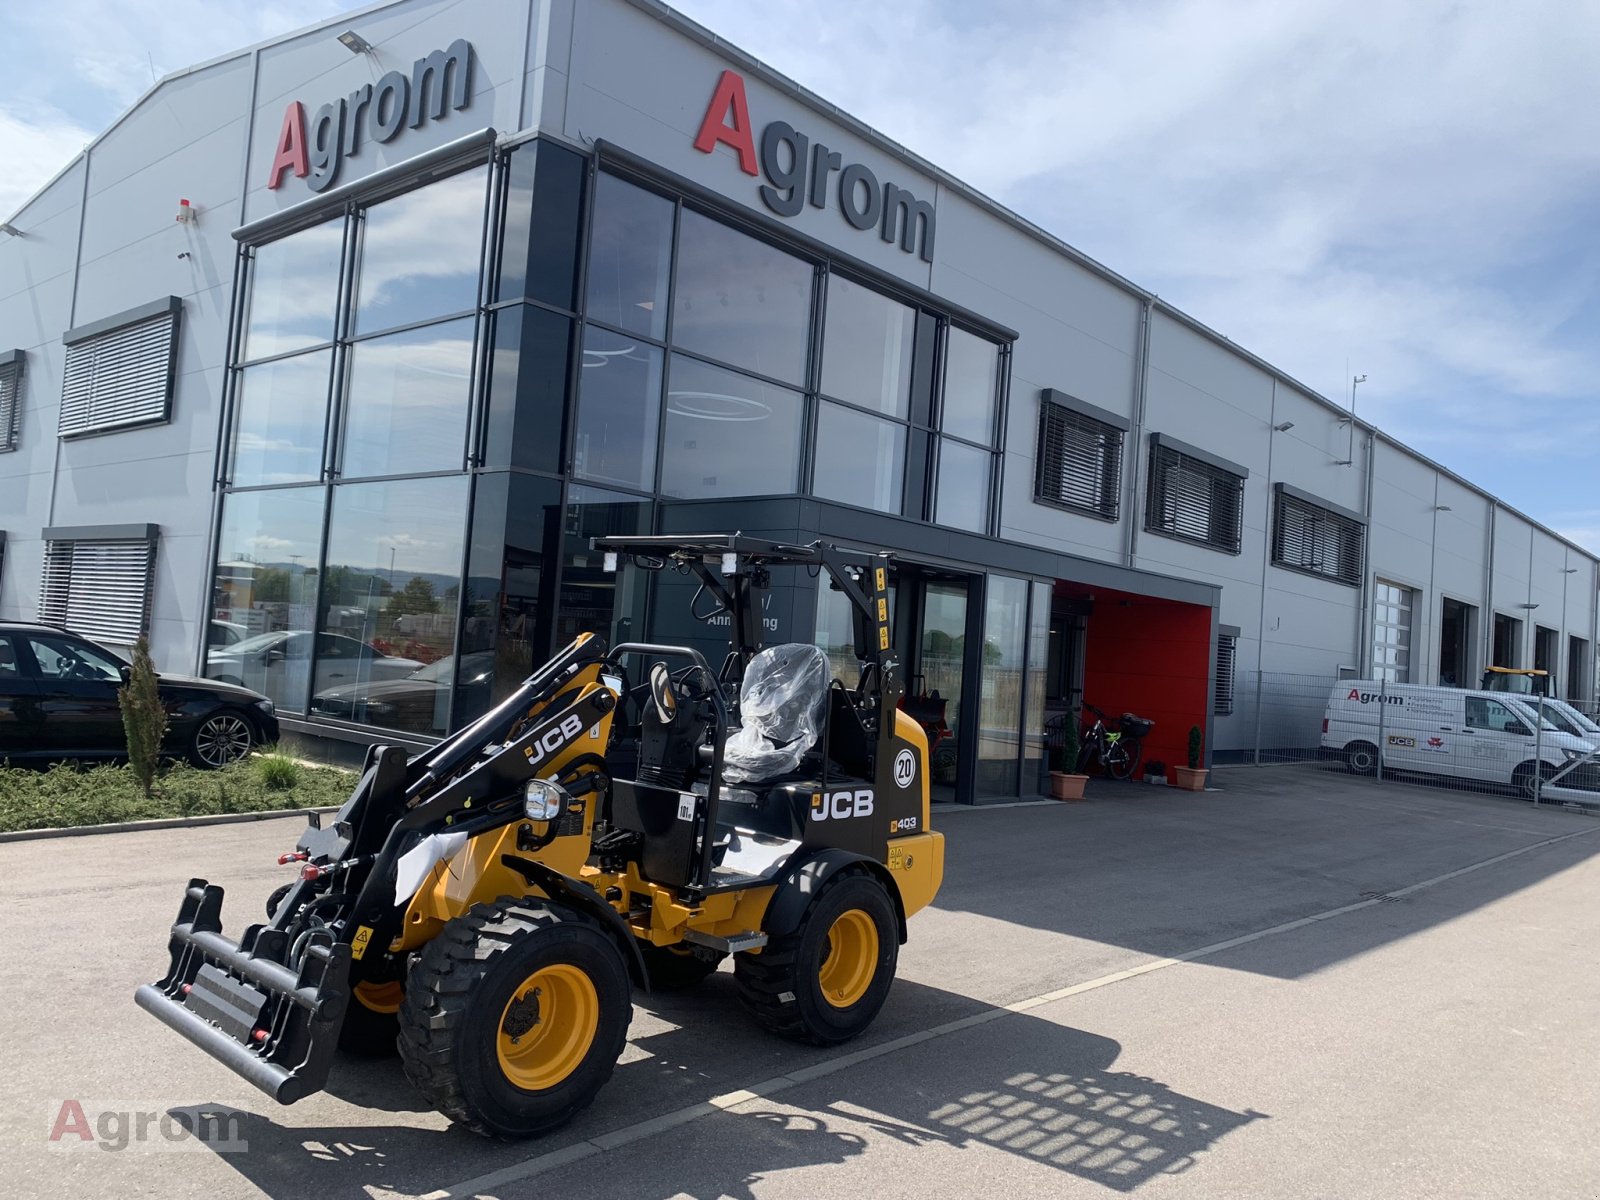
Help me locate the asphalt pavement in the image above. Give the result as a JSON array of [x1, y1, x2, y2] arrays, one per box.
[[1, 764, 1595, 1199]]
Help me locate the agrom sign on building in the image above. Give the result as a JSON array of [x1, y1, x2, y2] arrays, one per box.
[[267, 39, 475, 193], [693, 70, 936, 263]]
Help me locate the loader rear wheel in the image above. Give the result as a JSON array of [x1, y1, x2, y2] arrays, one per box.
[[638, 941, 725, 989], [397, 898, 630, 1139], [735, 871, 898, 1046], [338, 980, 402, 1057]]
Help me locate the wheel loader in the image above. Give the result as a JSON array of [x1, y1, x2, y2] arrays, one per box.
[[136, 534, 944, 1139]]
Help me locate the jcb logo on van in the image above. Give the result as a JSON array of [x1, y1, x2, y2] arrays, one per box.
[[1347, 689, 1403, 706], [811, 788, 875, 821], [524, 713, 586, 767]]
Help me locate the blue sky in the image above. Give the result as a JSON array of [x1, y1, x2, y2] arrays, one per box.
[[5, 0, 1597, 546]]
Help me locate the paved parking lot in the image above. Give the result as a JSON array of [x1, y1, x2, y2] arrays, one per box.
[[2, 766, 1596, 1199]]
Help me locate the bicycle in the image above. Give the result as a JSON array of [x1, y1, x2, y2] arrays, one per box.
[[1077, 704, 1153, 780]]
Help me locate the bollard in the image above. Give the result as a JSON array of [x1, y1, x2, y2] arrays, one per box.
[[1533, 693, 1545, 805], [1375, 675, 1387, 784]]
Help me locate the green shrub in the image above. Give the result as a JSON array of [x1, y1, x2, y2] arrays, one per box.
[[117, 636, 167, 797], [1188, 725, 1203, 770], [255, 752, 301, 792]]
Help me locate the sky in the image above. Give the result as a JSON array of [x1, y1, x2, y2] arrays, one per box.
[[4, 0, 1598, 546]]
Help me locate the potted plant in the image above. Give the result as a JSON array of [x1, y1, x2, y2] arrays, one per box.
[[1144, 760, 1167, 786], [1173, 725, 1207, 791], [1049, 720, 1089, 801]]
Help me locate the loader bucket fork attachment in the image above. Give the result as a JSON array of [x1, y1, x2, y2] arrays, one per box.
[[134, 879, 351, 1104]]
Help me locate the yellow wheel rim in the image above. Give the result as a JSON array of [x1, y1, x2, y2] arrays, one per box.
[[495, 964, 600, 1091], [818, 910, 879, 1009], [352, 980, 404, 1014]]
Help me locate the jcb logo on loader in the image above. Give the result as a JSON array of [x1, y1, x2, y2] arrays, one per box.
[[811, 788, 874, 821], [524, 713, 586, 768]]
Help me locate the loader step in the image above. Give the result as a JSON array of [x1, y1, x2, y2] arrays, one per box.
[[680, 927, 768, 954]]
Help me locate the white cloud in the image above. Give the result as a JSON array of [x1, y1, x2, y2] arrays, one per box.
[[0, 107, 96, 217]]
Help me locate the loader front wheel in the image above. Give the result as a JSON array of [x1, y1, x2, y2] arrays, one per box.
[[735, 870, 898, 1046], [398, 898, 630, 1139]]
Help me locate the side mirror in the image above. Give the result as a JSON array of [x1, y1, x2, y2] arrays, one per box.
[[265, 648, 286, 664], [119, 665, 132, 685]]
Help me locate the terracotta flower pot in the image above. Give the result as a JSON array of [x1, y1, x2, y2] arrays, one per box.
[[1049, 771, 1089, 801], [1173, 766, 1208, 792]]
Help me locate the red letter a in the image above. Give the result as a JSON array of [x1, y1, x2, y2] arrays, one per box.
[[49, 1100, 93, 1142], [693, 70, 758, 176], [266, 101, 310, 190]]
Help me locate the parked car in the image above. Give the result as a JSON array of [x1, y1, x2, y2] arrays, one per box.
[[206, 630, 422, 707], [0, 622, 279, 767], [1320, 679, 1598, 799], [309, 651, 495, 732], [208, 620, 249, 649]]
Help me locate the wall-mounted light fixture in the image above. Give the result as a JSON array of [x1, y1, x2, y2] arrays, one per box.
[[0, 223, 21, 237], [1433, 504, 1452, 512], [1517, 603, 1540, 610], [1273, 421, 1295, 432], [337, 29, 375, 54], [1562, 568, 1579, 574]]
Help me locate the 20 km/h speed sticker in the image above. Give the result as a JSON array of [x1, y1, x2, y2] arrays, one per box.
[[893, 748, 917, 788]]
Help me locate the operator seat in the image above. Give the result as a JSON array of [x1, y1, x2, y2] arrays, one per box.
[[721, 643, 830, 784]]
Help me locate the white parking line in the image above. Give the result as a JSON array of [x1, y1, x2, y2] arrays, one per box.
[[420, 822, 1599, 1200]]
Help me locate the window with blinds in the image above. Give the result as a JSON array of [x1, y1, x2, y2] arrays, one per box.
[[0, 350, 22, 452], [38, 526, 158, 644], [1034, 391, 1124, 521], [1145, 435, 1246, 553], [1271, 484, 1364, 587], [1215, 633, 1237, 715], [59, 297, 182, 439]]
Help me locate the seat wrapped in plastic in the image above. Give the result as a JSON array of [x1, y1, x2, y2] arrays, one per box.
[[722, 643, 830, 783]]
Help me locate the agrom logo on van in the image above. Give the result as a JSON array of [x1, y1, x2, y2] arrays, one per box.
[[1347, 688, 1403, 705]]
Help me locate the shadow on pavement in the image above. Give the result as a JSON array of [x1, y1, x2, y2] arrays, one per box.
[[185, 979, 1261, 1198]]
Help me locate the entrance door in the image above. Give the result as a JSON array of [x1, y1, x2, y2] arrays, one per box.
[[904, 576, 973, 803]]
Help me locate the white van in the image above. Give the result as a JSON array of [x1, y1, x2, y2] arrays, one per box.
[[1321, 680, 1598, 799]]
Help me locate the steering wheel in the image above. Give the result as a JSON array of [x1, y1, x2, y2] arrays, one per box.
[[64, 659, 100, 681]]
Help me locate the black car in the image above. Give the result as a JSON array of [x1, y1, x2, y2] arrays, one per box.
[[0, 623, 280, 768]]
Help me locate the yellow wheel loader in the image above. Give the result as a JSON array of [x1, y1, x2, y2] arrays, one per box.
[[136, 535, 944, 1139]]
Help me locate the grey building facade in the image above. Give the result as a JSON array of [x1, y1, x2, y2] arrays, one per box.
[[1, 0, 1594, 798]]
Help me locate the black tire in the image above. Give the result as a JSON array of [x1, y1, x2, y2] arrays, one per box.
[[638, 941, 725, 989], [340, 982, 402, 1057], [735, 870, 898, 1046], [1512, 762, 1554, 803], [1104, 741, 1137, 781], [1345, 741, 1379, 775], [397, 898, 631, 1139], [188, 709, 256, 768]]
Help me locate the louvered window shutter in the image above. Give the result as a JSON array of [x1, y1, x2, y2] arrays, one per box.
[[0, 352, 21, 451], [1215, 635, 1237, 715], [1034, 401, 1123, 520], [1271, 489, 1364, 587], [1145, 442, 1245, 553], [38, 534, 158, 643], [59, 300, 181, 438]]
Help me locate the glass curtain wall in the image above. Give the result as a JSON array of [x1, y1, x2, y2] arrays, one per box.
[[210, 166, 489, 736]]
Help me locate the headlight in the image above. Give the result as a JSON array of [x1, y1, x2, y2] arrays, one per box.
[[255, 699, 275, 715], [524, 779, 567, 821], [1563, 747, 1590, 761]]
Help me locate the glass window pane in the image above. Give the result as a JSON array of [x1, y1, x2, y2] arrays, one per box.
[[231, 350, 331, 486], [977, 575, 1028, 796], [455, 472, 564, 728], [206, 487, 326, 712], [935, 438, 992, 533], [584, 173, 673, 340], [813, 401, 905, 513], [671, 209, 812, 385], [575, 327, 663, 491], [243, 221, 343, 360], [661, 356, 803, 499], [942, 326, 1000, 445], [497, 140, 584, 310], [311, 476, 469, 735], [483, 304, 572, 474], [340, 318, 474, 479], [1023, 580, 1050, 788], [353, 168, 487, 335], [557, 485, 653, 649], [821, 275, 915, 417]]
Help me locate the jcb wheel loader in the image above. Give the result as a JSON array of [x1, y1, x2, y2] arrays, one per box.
[[136, 535, 945, 1139]]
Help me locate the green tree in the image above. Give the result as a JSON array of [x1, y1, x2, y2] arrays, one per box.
[[253, 566, 290, 604], [387, 575, 440, 620], [118, 636, 168, 798]]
